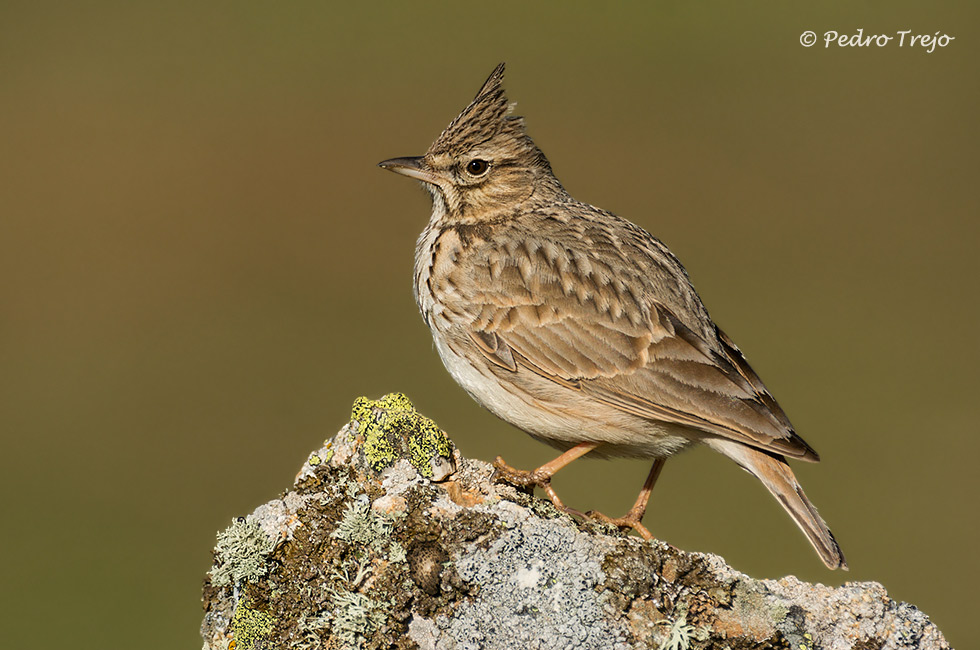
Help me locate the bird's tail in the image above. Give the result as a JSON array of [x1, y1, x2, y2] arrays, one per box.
[[706, 438, 847, 570]]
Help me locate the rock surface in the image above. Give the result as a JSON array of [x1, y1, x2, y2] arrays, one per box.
[[201, 393, 950, 650]]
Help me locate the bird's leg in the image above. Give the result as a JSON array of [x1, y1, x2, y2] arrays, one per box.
[[493, 442, 600, 514], [587, 458, 666, 539]]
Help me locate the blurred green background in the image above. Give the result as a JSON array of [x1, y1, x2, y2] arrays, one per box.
[[1, 2, 976, 647]]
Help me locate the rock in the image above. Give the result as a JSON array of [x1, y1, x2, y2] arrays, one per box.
[[201, 393, 950, 650]]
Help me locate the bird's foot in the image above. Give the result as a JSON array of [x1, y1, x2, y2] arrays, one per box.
[[492, 456, 551, 487], [492, 456, 583, 516], [586, 508, 654, 540], [494, 451, 660, 540]]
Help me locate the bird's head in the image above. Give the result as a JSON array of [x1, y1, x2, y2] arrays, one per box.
[[379, 63, 557, 222]]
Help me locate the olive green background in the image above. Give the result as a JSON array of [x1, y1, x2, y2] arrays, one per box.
[[1, 2, 976, 648]]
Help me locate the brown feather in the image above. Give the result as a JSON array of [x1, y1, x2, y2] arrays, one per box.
[[443, 214, 817, 461]]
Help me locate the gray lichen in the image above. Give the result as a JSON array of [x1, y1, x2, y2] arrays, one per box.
[[209, 517, 277, 588], [654, 607, 697, 650], [324, 577, 390, 647], [426, 500, 632, 649], [331, 495, 394, 551]]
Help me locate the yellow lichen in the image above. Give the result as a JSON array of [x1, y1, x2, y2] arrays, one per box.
[[230, 597, 274, 650], [347, 393, 454, 478]]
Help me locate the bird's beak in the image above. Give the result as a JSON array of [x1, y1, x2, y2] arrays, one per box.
[[377, 156, 443, 185]]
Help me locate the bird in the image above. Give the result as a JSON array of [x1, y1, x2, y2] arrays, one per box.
[[378, 63, 846, 570]]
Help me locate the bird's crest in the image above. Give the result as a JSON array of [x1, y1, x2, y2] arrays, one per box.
[[428, 63, 530, 158]]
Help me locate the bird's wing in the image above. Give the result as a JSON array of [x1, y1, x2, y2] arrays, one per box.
[[447, 225, 818, 461]]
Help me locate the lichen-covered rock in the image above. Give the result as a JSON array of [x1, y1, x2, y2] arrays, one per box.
[[201, 393, 950, 650], [309, 392, 456, 482]]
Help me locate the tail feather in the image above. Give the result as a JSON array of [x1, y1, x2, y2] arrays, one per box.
[[706, 438, 847, 570]]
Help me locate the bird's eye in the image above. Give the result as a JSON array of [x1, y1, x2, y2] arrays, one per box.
[[465, 159, 490, 176]]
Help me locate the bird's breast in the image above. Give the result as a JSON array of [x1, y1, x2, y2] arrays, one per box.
[[414, 222, 480, 332]]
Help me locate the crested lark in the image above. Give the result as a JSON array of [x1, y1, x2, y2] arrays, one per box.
[[379, 64, 846, 569]]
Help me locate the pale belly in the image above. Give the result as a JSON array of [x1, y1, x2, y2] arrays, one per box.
[[431, 329, 696, 460]]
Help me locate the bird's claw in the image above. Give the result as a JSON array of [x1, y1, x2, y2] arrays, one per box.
[[493, 456, 577, 513], [492, 456, 550, 487], [586, 509, 654, 540]]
